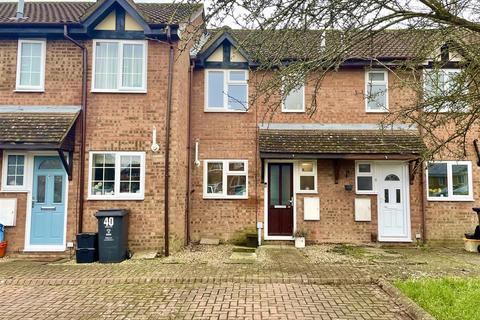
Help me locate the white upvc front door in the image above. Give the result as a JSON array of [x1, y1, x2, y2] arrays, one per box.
[[377, 163, 411, 242]]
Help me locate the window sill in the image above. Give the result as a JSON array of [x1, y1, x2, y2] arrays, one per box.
[[427, 197, 474, 202], [203, 195, 248, 200], [91, 89, 147, 94], [356, 191, 376, 195], [0, 188, 29, 193], [365, 110, 388, 113], [296, 190, 318, 194], [87, 196, 145, 201], [204, 109, 248, 113], [14, 88, 45, 93], [282, 110, 305, 113]]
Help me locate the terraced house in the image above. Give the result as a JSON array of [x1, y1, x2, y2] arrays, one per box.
[[0, 0, 477, 257]]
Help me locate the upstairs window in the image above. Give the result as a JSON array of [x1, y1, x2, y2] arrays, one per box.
[[92, 40, 147, 92], [427, 161, 472, 201], [205, 70, 248, 112], [423, 69, 467, 112], [365, 70, 388, 112], [282, 82, 305, 112], [16, 39, 46, 91]]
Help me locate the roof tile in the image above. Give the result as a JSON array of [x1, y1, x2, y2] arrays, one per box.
[[0, 112, 79, 145], [0, 2, 202, 24], [259, 129, 425, 155]]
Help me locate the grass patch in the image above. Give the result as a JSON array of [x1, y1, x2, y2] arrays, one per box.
[[328, 244, 365, 258], [395, 277, 480, 320]]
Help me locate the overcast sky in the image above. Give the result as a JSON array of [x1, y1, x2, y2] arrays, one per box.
[[3, 0, 208, 3]]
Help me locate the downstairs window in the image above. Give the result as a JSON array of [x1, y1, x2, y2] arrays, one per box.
[[203, 160, 248, 199], [427, 161, 473, 201], [89, 151, 145, 200]]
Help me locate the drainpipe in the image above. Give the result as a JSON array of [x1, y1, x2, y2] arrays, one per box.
[[185, 61, 194, 245], [421, 160, 427, 244], [164, 27, 174, 256], [64, 25, 87, 234]]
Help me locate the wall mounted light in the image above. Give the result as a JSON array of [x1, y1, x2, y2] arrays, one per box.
[[151, 126, 160, 152], [194, 140, 200, 167]]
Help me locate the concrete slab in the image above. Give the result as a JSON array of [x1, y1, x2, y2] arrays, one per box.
[[227, 252, 257, 264], [232, 246, 256, 253], [131, 250, 158, 260], [200, 238, 220, 245]]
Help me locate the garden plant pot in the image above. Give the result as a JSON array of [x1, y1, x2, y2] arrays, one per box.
[[0, 241, 7, 258], [464, 238, 480, 253], [295, 237, 305, 248]]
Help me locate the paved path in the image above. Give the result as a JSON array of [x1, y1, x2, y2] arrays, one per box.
[[5, 244, 469, 319], [0, 282, 410, 320]]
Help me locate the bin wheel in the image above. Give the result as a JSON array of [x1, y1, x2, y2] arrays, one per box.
[[127, 250, 133, 259]]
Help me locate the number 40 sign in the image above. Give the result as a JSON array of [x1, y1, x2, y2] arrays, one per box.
[[103, 217, 114, 228]]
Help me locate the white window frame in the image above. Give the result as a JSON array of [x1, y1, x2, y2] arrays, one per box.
[[88, 151, 146, 200], [1, 152, 28, 191], [282, 80, 305, 113], [91, 39, 148, 93], [204, 69, 249, 112], [295, 160, 317, 193], [16, 39, 46, 92], [426, 161, 473, 201], [365, 70, 388, 113], [423, 68, 464, 113], [203, 159, 248, 199], [355, 161, 376, 194]]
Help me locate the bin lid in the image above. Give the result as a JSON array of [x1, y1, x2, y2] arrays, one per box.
[[95, 209, 129, 217]]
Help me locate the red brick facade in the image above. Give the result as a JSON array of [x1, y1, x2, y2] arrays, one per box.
[[0, 3, 477, 256]]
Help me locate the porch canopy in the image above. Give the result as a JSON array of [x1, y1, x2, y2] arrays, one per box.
[[0, 105, 81, 179], [259, 124, 425, 161]]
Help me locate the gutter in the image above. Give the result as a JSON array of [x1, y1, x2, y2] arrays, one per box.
[[185, 61, 194, 245], [164, 26, 174, 256], [63, 25, 87, 234]]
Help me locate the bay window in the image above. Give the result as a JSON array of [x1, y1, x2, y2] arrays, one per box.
[[204, 160, 248, 199], [427, 161, 473, 201], [205, 69, 248, 112], [92, 40, 147, 92], [88, 152, 145, 200]]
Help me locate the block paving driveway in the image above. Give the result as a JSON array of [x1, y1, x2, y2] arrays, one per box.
[[1, 282, 408, 320], [1, 244, 479, 319]]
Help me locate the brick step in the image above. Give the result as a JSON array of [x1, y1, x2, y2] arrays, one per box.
[[261, 240, 294, 246], [8, 251, 70, 262], [232, 246, 256, 253]]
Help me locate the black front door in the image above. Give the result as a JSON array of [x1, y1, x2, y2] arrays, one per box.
[[268, 163, 294, 236]]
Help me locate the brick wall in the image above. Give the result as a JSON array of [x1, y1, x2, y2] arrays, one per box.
[[190, 69, 468, 242], [0, 35, 193, 254], [0, 40, 83, 253]]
